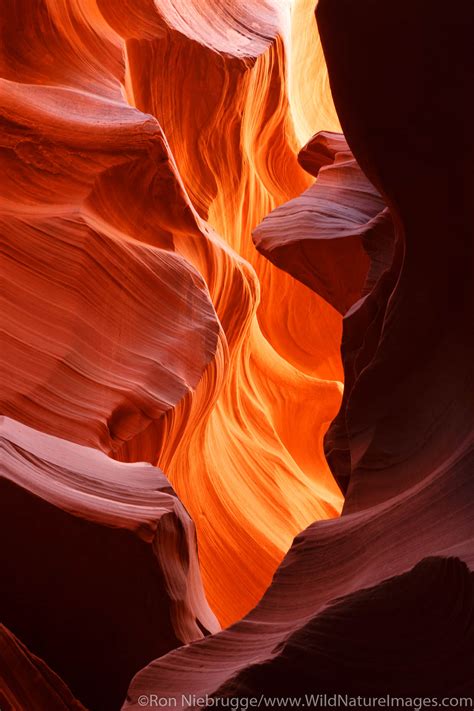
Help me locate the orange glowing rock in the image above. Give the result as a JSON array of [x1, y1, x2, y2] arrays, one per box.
[[1, 0, 344, 674], [123, 0, 474, 703], [0, 85, 219, 454], [3, 0, 474, 706], [93, 0, 345, 624]]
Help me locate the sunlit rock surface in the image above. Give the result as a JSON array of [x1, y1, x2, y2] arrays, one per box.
[[101, 0, 345, 626], [2, 0, 473, 707], [1, 0, 344, 633], [124, 0, 474, 704]]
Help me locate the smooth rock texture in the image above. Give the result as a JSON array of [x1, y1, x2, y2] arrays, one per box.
[[318, 0, 474, 510], [123, 0, 474, 705], [2, 0, 474, 706], [1, 0, 347, 631], [102, 0, 346, 625], [1, 77, 219, 458], [253, 131, 394, 314], [124, 446, 474, 705], [0, 417, 218, 710]]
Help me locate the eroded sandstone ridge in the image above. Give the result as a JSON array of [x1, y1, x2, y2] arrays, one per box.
[[1, 0, 473, 708]]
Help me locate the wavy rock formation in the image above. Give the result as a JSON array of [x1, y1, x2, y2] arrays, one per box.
[[1, 0, 345, 630], [0, 417, 218, 710], [4, 0, 473, 706], [253, 131, 394, 314], [123, 0, 474, 704], [317, 0, 474, 513], [100, 0, 346, 626], [124, 450, 474, 705], [209, 557, 474, 697], [1, 77, 219, 457], [105, 0, 346, 625]]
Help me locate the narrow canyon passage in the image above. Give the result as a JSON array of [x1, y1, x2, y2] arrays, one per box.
[[106, 0, 347, 625], [4, 1, 471, 709], [1, 0, 346, 631]]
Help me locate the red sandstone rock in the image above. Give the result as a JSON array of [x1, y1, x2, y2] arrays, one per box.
[[2, 0, 473, 706], [0, 417, 218, 710], [253, 131, 394, 314], [0, 625, 86, 711], [124, 0, 474, 703]]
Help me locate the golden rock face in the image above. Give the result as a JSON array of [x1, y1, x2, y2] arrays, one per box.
[[1, 0, 343, 631], [3, 0, 474, 708], [125, 0, 345, 626]]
